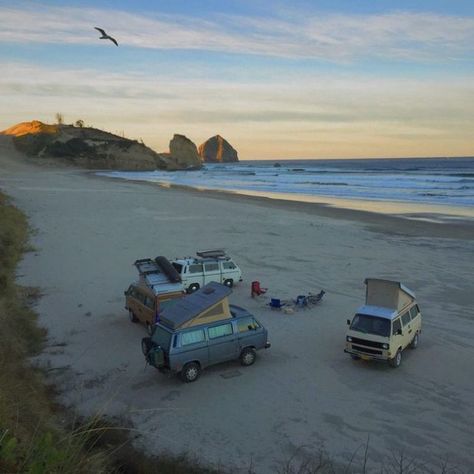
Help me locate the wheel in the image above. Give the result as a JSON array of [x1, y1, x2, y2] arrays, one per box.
[[146, 322, 154, 335], [240, 347, 257, 366], [224, 279, 234, 288], [389, 349, 402, 368], [129, 310, 138, 323], [180, 362, 201, 383], [188, 283, 200, 293], [410, 332, 419, 349], [141, 337, 152, 355], [351, 354, 361, 360]]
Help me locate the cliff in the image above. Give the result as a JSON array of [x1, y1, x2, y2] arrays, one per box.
[[1, 121, 202, 171], [198, 135, 239, 163]]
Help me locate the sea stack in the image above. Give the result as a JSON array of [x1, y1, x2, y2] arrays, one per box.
[[168, 134, 202, 170], [198, 135, 239, 163]]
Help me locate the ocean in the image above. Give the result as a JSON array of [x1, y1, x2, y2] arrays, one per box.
[[101, 157, 474, 214]]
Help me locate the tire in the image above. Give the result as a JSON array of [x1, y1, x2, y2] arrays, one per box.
[[188, 283, 200, 293], [410, 332, 419, 349], [141, 337, 152, 356], [180, 362, 201, 383], [389, 349, 402, 368], [129, 310, 138, 323], [224, 279, 234, 288], [240, 347, 257, 366], [351, 354, 361, 360]]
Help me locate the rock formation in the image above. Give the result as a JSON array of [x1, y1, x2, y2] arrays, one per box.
[[198, 135, 238, 163], [168, 134, 202, 170], [0, 121, 202, 171]]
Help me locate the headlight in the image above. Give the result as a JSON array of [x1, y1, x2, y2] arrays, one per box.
[[382, 343, 389, 350], [346, 336, 352, 342]]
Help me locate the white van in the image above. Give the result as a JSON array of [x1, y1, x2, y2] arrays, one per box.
[[344, 279, 422, 368], [171, 250, 242, 293]]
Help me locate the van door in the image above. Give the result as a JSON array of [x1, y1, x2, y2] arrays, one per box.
[[207, 322, 239, 363], [136, 290, 155, 324], [175, 328, 209, 370], [203, 262, 221, 284], [409, 305, 421, 333], [391, 317, 404, 354], [236, 316, 264, 349], [400, 310, 413, 349], [187, 264, 205, 287]]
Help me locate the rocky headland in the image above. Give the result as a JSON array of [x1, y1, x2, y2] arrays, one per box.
[[198, 135, 239, 163], [0, 121, 202, 171]]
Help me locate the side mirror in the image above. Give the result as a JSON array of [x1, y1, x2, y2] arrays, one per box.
[[347, 319, 351, 326], [397, 329, 403, 336]]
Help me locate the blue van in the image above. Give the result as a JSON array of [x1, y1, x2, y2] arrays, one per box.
[[141, 282, 271, 382]]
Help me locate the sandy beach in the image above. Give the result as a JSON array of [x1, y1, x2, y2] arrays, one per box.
[[1, 147, 474, 472]]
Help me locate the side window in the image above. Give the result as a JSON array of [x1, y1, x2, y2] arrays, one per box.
[[223, 261, 236, 270], [136, 290, 146, 304], [172, 263, 183, 274], [144, 296, 155, 309], [208, 323, 233, 339], [392, 318, 402, 335], [204, 263, 219, 272], [189, 264, 203, 274], [409, 306, 418, 319], [181, 329, 205, 346], [237, 316, 260, 333], [401, 312, 411, 326]]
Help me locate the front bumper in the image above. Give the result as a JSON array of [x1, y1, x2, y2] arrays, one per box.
[[344, 348, 389, 361]]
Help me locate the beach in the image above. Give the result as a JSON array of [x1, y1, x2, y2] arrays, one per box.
[[1, 148, 474, 472]]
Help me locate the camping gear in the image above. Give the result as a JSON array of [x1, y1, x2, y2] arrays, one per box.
[[251, 281, 267, 297], [269, 298, 285, 310], [307, 290, 325, 305], [295, 295, 307, 307]]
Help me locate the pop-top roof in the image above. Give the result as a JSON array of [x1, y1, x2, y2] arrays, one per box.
[[356, 304, 398, 320], [159, 282, 232, 329]]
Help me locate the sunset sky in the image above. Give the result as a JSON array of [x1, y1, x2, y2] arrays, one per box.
[[1, 1, 473, 159]]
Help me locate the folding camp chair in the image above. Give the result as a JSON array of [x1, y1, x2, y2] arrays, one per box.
[[251, 280, 268, 298], [269, 298, 285, 310]]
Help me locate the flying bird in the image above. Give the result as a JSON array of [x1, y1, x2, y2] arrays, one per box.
[[94, 27, 118, 46]]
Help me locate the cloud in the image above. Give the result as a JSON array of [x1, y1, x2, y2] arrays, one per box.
[[0, 4, 473, 61]]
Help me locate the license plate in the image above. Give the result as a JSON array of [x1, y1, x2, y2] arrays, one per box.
[[361, 355, 371, 361]]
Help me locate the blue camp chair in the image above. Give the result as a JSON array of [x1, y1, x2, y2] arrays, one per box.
[[269, 298, 285, 310], [295, 295, 307, 307]]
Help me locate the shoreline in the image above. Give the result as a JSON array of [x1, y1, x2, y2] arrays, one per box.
[[91, 172, 474, 240]]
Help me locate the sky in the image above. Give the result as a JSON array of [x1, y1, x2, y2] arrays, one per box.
[[0, 1, 473, 160]]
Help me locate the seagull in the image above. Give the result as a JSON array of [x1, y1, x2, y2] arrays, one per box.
[[94, 27, 118, 46]]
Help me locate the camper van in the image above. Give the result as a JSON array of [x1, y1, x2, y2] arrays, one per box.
[[344, 279, 422, 368], [171, 250, 242, 293], [125, 257, 185, 334], [141, 282, 271, 382]]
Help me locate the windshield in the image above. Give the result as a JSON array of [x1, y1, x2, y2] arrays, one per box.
[[350, 314, 390, 337], [151, 326, 172, 350]]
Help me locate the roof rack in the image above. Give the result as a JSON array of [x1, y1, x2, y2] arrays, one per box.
[[196, 249, 227, 259], [133, 256, 182, 295]]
